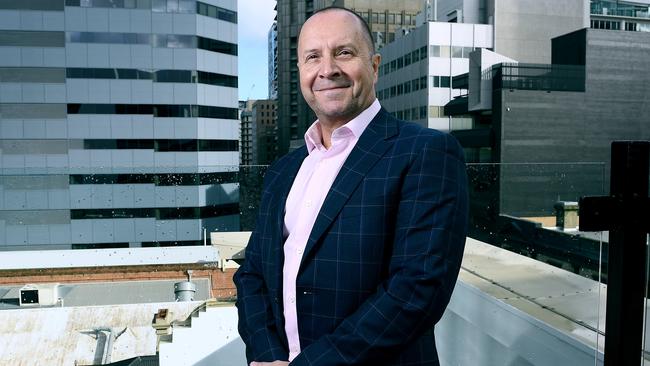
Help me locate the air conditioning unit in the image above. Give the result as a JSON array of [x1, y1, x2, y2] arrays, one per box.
[[19, 284, 61, 307]]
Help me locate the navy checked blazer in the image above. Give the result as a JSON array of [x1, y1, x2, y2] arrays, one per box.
[[234, 108, 469, 366]]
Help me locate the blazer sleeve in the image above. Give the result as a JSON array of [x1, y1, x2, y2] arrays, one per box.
[[290, 132, 469, 365], [234, 165, 289, 363]]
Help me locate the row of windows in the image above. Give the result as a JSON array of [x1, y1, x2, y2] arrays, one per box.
[[0, 67, 65, 83], [63, 0, 238, 23], [0, 103, 67, 119], [380, 46, 479, 77], [196, 1, 237, 23], [82, 139, 238, 151], [0, 31, 65, 47], [379, 46, 428, 76], [66, 68, 237, 87], [0, 0, 64, 10], [70, 202, 239, 220], [66, 32, 237, 56], [590, 19, 621, 30], [69, 171, 238, 185], [391, 106, 428, 121], [430, 45, 477, 59], [377, 76, 428, 100], [354, 10, 417, 26], [378, 75, 455, 100], [72, 240, 206, 249], [67, 104, 238, 119]]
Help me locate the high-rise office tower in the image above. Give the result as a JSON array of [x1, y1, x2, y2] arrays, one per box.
[[268, 22, 278, 100], [275, 0, 425, 154], [0, 0, 240, 250], [239, 99, 254, 166], [251, 99, 277, 165]]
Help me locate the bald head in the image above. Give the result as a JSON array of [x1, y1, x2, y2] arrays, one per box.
[[301, 7, 375, 55]]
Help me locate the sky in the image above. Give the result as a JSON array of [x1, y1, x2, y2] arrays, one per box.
[[238, 0, 277, 101]]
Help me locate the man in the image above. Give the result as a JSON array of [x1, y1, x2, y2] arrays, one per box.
[[234, 7, 468, 366]]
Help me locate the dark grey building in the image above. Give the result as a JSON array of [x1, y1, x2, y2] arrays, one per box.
[[447, 28, 650, 217]]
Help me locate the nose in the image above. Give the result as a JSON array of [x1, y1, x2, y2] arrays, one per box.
[[318, 55, 341, 79]]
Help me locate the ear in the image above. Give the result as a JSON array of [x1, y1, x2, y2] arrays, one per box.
[[371, 53, 381, 82]]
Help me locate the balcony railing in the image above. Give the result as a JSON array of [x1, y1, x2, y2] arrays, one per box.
[[484, 63, 586, 92], [591, 3, 650, 19]]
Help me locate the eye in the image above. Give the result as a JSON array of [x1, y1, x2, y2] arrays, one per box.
[[337, 49, 353, 57], [305, 54, 318, 62]]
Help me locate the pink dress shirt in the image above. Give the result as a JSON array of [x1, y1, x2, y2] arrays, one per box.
[[282, 99, 381, 361]]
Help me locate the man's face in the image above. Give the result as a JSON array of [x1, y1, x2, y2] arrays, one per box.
[[297, 10, 380, 125]]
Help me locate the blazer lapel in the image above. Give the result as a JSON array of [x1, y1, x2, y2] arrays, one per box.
[[300, 109, 398, 268]]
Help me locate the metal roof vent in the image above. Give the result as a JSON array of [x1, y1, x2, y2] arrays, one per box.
[[19, 283, 61, 307], [174, 270, 196, 302]]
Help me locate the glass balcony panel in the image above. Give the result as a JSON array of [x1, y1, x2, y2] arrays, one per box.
[[463, 162, 607, 364]]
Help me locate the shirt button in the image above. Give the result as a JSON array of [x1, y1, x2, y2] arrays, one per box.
[[289, 295, 295, 303], [291, 347, 299, 353], [297, 248, 303, 255], [305, 200, 312, 208]]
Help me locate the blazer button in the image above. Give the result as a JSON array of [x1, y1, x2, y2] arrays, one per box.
[[273, 296, 279, 303]]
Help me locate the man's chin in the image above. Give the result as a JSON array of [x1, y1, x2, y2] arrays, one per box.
[[315, 105, 358, 123]]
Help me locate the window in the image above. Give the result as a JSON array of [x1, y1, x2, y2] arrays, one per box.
[[404, 81, 411, 94], [411, 79, 419, 91], [420, 46, 428, 59], [412, 49, 420, 63], [404, 53, 411, 66], [452, 46, 463, 58], [397, 56, 404, 69], [430, 45, 440, 57], [432, 76, 451, 88], [440, 76, 450, 88], [420, 76, 427, 89]]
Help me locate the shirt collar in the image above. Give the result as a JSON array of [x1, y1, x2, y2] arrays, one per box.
[[304, 99, 381, 153]]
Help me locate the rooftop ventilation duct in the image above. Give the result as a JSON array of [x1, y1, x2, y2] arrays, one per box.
[[19, 283, 61, 307], [174, 270, 196, 302]]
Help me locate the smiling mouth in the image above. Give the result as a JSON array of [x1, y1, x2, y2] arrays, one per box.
[[314, 85, 350, 92]]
